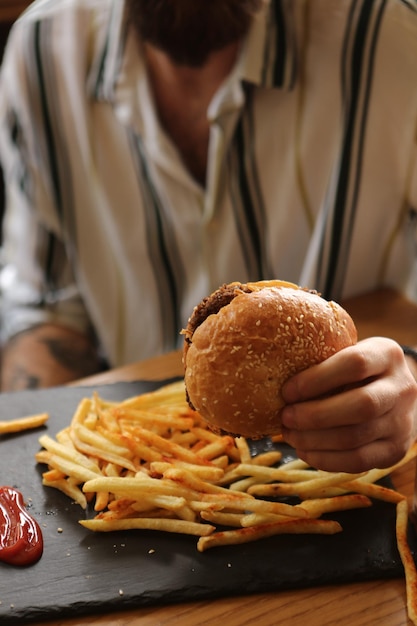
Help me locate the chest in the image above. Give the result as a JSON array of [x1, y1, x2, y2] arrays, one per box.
[[156, 96, 210, 186]]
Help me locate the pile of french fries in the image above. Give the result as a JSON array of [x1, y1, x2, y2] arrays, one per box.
[[34, 380, 417, 623]]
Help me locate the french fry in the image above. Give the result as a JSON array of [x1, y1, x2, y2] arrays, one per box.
[[219, 457, 289, 487], [115, 408, 194, 432], [197, 519, 342, 552], [251, 450, 283, 466], [71, 424, 137, 471], [210, 455, 230, 469], [235, 437, 252, 464], [0, 412, 49, 435], [38, 434, 101, 474], [42, 468, 66, 482], [129, 425, 213, 466], [396, 499, 417, 625], [229, 463, 323, 485], [241, 512, 289, 527], [194, 437, 238, 462], [80, 517, 215, 536], [188, 500, 224, 513], [229, 476, 261, 492], [124, 439, 165, 464], [82, 475, 199, 501], [199, 492, 308, 518], [94, 491, 111, 512], [150, 461, 224, 482], [42, 477, 88, 509], [247, 482, 346, 499], [229, 463, 284, 481], [341, 479, 405, 504], [41, 453, 100, 484], [300, 494, 372, 518], [162, 467, 236, 496], [279, 458, 310, 471], [200, 510, 245, 527], [246, 471, 365, 499]]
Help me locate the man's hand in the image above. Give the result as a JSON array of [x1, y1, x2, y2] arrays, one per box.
[[280, 337, 417, 473], [0, 324, 105, 391]]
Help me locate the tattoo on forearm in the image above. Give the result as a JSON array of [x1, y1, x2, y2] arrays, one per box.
[[1, 327, 105, 391], [40, 337, 101, 377], [7, 367, 41, 391]]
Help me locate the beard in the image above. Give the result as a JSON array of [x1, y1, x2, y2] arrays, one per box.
[[126, 0, 263, 67]]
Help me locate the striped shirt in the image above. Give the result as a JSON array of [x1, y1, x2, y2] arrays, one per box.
[[0, 0, 416, 366]]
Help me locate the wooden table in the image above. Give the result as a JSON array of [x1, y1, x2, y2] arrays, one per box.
[[34, 288, 417, 626], [0, 1, 31, 23]]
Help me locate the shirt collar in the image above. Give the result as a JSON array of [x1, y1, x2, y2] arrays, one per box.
[[207, 0, 297, 121], [238, 0, 297, 91]]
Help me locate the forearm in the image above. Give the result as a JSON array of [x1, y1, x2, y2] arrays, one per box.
[[0, 324, 106, 391]]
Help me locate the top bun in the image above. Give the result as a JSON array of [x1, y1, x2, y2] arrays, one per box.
[[182, 280, 357, 438]]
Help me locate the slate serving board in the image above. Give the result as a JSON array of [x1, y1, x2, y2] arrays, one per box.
[[0, 380, 415, 625]]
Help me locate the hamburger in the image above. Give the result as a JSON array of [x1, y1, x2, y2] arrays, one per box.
[[182, 280, 357, 438]]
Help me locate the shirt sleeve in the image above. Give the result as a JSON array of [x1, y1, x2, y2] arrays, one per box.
[[0, 18, 92, 345]]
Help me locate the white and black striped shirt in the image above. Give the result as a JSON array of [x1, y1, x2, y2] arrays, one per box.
[[0, 0, 416, 366]]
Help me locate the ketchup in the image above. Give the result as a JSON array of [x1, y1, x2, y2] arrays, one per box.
[[0, 487, 43, 566]]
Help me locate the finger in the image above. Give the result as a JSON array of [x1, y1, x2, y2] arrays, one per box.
[[295, 437, 411, 473], [281, 377, 398, 431], [282, 338, 405, 403], [282, 404, 412, 455], [282, 416, 386, 454]]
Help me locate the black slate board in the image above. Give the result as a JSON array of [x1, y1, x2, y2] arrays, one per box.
[[0, 380, 415, 625]]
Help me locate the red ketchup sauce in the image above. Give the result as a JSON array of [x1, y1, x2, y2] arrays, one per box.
[[0, 486, 43, 566]]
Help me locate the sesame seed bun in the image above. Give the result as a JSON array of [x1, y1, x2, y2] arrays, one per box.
[[182, 280, 357, 439]]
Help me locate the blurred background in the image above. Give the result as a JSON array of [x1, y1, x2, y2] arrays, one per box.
[[0, 1, 31, 244]]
